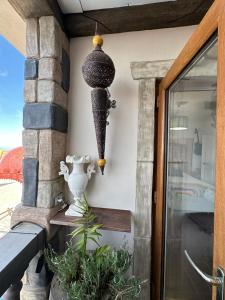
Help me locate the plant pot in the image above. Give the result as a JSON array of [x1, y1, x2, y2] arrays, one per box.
[[49, 275, 111, 300], [49, 275, 67, 300]]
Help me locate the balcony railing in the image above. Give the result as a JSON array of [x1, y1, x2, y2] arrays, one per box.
[[0, 222, 45, 299], [0, 208, 13, 221]]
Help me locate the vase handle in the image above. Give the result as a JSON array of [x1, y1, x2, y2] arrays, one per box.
[[87, 163, 96, 179], [59, 161, 69, 182]]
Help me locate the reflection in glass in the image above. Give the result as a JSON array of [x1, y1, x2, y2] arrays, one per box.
[[164, 37, 217, 300]]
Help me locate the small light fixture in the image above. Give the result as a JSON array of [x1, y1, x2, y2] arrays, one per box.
[[170, 116, 188, 131], [82, 24, 116, 175]]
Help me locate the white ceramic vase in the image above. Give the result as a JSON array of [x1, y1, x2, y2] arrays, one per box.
[[59, 155, 95, 216]]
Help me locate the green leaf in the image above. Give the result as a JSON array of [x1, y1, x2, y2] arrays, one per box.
[[88, 236, 100, 246], [88, 224, 102, 233], [94, 231, 102, 237], [70, 228, 85, 239]]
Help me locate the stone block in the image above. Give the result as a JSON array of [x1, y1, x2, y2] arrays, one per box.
[[137, 79, 155, 162], [61, 49, 70, 92], [39, 16, 61, 59], [8, 0, 53, 18], [22, 158, 39, 207], [25, 59, 38, 80], [37, 80, 67, 110], [24, 80, 37, 102], [22, 130, 39, 158], [39, 130, 66, 181], [26, 18, 39, 58], [134, 237, 151, 299], [23, 103, 68, 133], [39, 58, 62, 83], [11, 204, 59, 239], [37, 178, 65, 208], [131, 59, 173, 80], [134, 162, 153, 238]]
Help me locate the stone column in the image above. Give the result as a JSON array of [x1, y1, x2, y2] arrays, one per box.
[[12, 15, 70, 223], [131, 60, 173, 299], [133, 79, 155, 300], [11, 14, 70, 300], [22, 16, 69, 209]]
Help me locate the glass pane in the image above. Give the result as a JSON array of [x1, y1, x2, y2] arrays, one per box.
[[164, 36, 217, 300]]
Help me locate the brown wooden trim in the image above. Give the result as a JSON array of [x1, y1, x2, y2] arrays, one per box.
[[152, 1, 225, 299], [152, 87, 166, 300], [213, 8, 225, 298]]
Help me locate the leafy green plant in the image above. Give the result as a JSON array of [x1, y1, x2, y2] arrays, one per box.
[[45, 198, 147, 299], [69, 197, 102, 256]]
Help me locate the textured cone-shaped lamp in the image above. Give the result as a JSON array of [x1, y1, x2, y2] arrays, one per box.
[[91, 88, 107, 172], [82, 34, 115, 175]]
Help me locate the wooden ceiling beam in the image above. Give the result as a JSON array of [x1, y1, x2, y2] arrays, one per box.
[[64, 0, 213, 37]]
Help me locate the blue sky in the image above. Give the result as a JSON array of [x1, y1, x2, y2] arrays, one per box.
[[0, 35, 24, 150]]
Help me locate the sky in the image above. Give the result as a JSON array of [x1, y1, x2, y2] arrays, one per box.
[[0, 35, 24, 150]]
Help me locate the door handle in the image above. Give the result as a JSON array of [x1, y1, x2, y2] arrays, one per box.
[[184, 250, 223, 286], [184, 250, 224, 300]]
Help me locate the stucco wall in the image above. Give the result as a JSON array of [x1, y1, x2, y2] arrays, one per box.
[[68, 26, 196, 248]]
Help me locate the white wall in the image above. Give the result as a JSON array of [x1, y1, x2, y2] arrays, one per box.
[[68, 26, 196, 247]]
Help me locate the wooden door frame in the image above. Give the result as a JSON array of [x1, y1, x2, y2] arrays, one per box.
[[152, 0, 225, 299]]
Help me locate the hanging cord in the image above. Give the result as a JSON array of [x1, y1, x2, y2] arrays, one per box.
[[78, 0, 113, 33], [83, 13, 113, 33], [95, 22, 98, 35]]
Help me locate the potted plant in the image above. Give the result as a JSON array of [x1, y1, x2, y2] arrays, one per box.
[[46, 198, 147, 300]]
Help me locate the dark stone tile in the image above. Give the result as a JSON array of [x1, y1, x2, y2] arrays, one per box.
[[53, 104, 68, 132], [22, 158, 39, 207], [61, 49, 70, 92], [24, 59, 38, 79], [23, 103, 68, 133]]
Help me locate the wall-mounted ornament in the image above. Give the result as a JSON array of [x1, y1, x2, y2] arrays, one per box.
[[59, 155, 95, 216], [82, 31, 116, 175]]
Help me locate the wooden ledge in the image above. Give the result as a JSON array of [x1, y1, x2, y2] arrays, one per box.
[[50, 207, 131, 233]]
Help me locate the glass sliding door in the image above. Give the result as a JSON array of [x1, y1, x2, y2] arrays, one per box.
[[163, 36, 217, 300]]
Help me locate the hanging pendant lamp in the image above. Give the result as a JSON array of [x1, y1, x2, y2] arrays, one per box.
[[82, 28, 116, 175]]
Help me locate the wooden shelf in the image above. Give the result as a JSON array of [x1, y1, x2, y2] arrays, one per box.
[[50, 207, 131, 233]]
